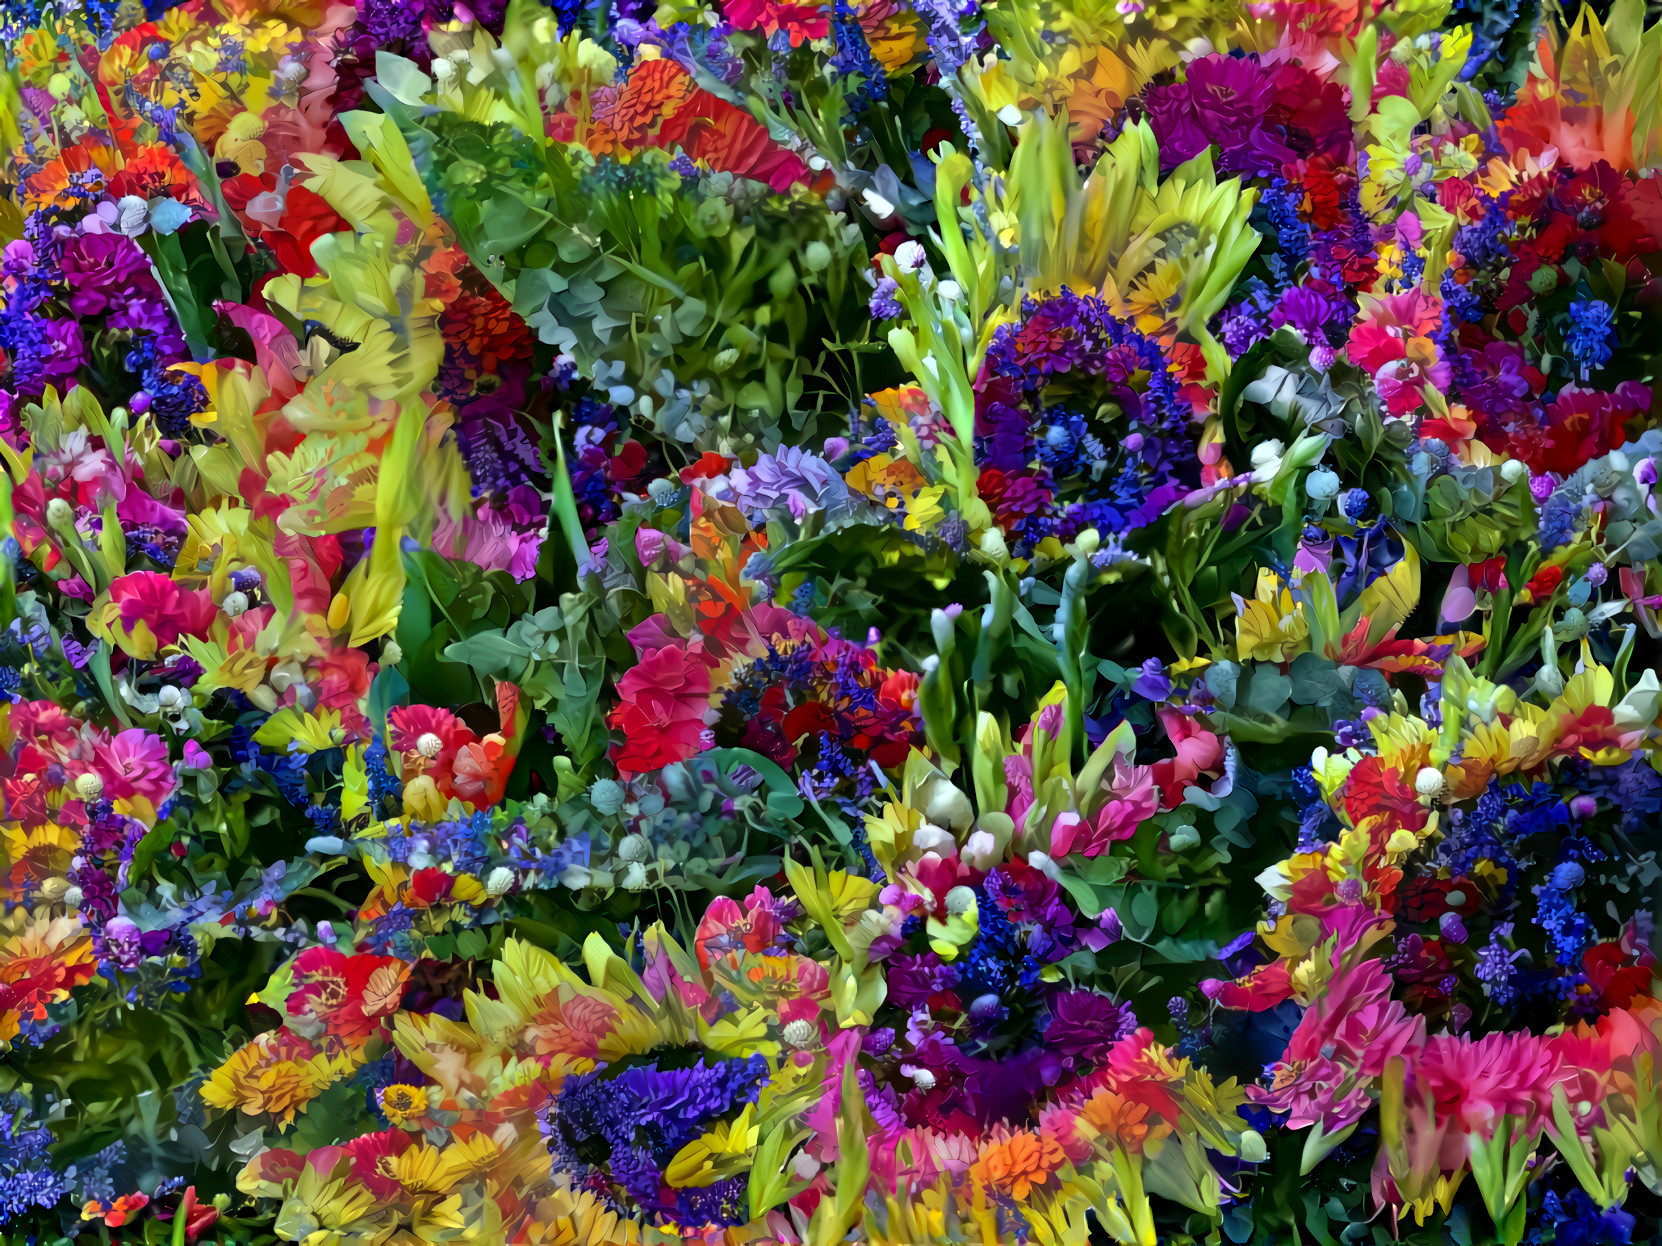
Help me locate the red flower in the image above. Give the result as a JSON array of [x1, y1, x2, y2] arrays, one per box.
[[407, 867, 456, 907], [1518, 564, 1563, 606], [287, 947, 411, 1050], [220, 173, 345, 278], [1582, 941, 1654, 1012], [610, 439, 648, 480], [608, 642, 714, 777], [680, 451, 734, 483]]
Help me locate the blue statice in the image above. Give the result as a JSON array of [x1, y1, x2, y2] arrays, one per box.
[[1534, 871, 1595, 969], [366, 903, 416, 955], [364, 735, 403, 818], [830, 0, 887, 105], [848, 820, 884, 882], [1562, 299, 1614, 379], [1258, 179, 1310, 281], [0, 1098, 70, 1225], [1533, 1187, 1636, 1246], [1583, 756, 1662, 834]]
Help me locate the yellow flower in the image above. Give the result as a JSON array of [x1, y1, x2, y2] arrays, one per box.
[[201, 1033, 341, 1127], [663, 1103, 759, 1187], [379, 1083, 429, 1125], [1233, 570, 1308, 663]]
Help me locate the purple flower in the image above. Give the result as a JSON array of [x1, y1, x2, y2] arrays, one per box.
[[58, 233, 156, 317], [1270, 284, 1348, 343], [730, 445, 855, 522], [1141, 55, 1297, 178], [1042, 989, 1138, 1062], [1132, 657, 1172, 701]]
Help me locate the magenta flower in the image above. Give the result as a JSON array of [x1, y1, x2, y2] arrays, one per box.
[[58, 233, 157, 317], [1141, 55, 1298, 177], [89, 728, 178, 808]]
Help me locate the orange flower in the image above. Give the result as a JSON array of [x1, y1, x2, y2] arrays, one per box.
[[82, 1193, 150, 1228], [591, 58, 696, 149], [970, 1129, 1066, 1200], [1079, 1089, 1167, 1154]]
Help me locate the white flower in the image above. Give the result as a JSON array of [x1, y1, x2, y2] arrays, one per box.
[[1414, 767, 1446, 797], [893, 240, 928, 273], [782, 1019, 817, 1048], [486, 867, 515, 897]]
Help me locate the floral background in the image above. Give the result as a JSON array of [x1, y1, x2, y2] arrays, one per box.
[[0, 0, 1660, 1241]]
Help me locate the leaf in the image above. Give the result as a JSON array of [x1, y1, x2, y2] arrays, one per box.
[[441, 629, 534, 678]]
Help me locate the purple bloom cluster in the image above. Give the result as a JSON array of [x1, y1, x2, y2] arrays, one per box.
[[546, 1053, 769, 1229]]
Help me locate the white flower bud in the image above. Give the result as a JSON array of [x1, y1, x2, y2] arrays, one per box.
[[1414, 767, 1445, 797], [621, 861, 649, 891], [221, 591, 249, 617], [45, 498, 74, 529], [910, 1067, 936, 1090], [944, 885, 976, 916], [617, 833, 651, 863], [416, 732, 444, 759], [781, 1019, 817, 1048], [63, 886, 84, 910], [74, 773, 104, 801], [485, 866, 515, 897], [893, 240, 927, 272]]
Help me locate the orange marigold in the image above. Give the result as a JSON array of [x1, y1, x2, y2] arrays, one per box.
[[970, 1129, 1066, 1200]]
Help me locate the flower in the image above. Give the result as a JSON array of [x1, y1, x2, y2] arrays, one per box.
[[608, 642, 715, 777], [201, 1031, 341, 1127], [1141, 55, 1297, 177], [93, 571, 216, 659], [970, 1128, 1066, 1200]]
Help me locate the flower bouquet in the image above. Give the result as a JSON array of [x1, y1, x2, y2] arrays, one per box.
[[0, 0, 1660, 1241]]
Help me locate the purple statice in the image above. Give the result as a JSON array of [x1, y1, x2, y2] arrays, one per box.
[[1042, 989, 1137, 1063], [1270, 283, 1350, 347], [0, 310, 86, 396], [453, 379, 546, 502], [729, 444, 855, 523], [1140, 55, 1297, 178], [1473, 923, 1521, 1007], [983, 863, 1077, 961], [885, 950, 962, 1008]]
